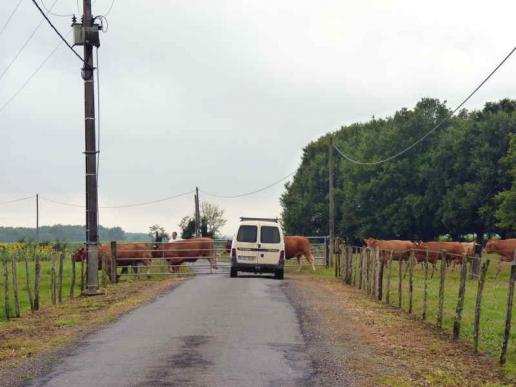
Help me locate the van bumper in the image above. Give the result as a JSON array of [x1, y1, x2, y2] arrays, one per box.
[[231, 258, 284, 273]]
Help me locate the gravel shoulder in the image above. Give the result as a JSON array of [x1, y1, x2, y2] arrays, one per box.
[[285, 273, 513, 386]]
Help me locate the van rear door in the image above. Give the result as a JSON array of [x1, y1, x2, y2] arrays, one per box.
[[257, 225, 282, 265], [235, 225, 259, 264]]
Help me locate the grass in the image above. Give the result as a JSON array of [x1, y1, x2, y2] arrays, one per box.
[[295, 254, 516, 376]]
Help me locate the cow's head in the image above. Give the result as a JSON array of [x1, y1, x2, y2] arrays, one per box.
[[483, 240, 496, 255], [364, 238, 377, 248], [73, 247, 86, 262]]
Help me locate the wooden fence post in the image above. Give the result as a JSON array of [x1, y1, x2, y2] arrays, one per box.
[[70, 254, 76, 299], [359, 249, 364, 290], [376, 249, 384, 301], [500, 262, 516, 365], [11, 254, 20, 318], [23, 250, 34, 312], [370, 249, 375, 295], [453, 255, 468, 339], [437, 252, 447, 328], [386, 251, 393, 304], [408, 252, 414, 314], [352, 248, 357, 287], [111, 241, 118, 284], [474, 259, 489, 352], [324, 238, 330, 269], [398, 258, 403, 308], [58, 251, 64, 303], [34, 253, 40, 311], [80, 256, 85, 291], [2, 260, 10, 320], [50, 253, 56, 305], [422, 251, 429, 320]]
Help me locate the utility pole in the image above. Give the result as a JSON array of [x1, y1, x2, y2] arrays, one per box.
[[79, 0, 100, 294], [194, 187, 201, 238], [36, 194, 39, 243], [328, 137, 335, 265]]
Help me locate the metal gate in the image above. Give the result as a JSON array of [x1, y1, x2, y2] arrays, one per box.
[[108, 236, 330, 280]]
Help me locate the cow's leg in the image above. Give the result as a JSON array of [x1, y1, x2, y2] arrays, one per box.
[[145, 261, 151, 278], [306, 253, 316, 272], [296, 255, 302, 272], [117, 266, 128, 281], [431, 263, 436, 279], [495, 260, 504, 279]]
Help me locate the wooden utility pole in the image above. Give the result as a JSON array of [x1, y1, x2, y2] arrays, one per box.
[[328, 137, 335, 262], [195, 187, 201, 238], [35, 194, 39, 243], [82, 0, 99, 294]]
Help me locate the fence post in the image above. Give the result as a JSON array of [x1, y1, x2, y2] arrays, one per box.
[[11, 254, 20, 318], [111, 241, 118, 284], [50, 253, 56, 305], [453, 255, 468, 339], [2, 260, 10, 320], [324, 238, 330, 269], [376, 248, 384, 301], [370, 249, 375, 295], [23, 250, 34, 312], [70, 254, 76, 299], [34, 253, 40, 311], [58, 251, 64, 303], [408, 252, 414, 314], [358, 249, 364, 290], [474, 259, 489, 352], [500, 262, 516, 365], [398, 258, 403, 308], [386, 251, 393, 304], [437, 252, 447, 328], [80, 256, 85, 291], [422, 251, 429, 320], [352, 247, 357, 287]]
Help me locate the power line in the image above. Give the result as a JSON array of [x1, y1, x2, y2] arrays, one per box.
[[103, 0, 115, 17], [0, 0, 60, 83], [333, 45, 516, 166], [0, 0, 24, 37], [40, 0, 73, 17], [0, 29, 71, 115], [30, 0, 91, 69], [39, 190, 196, 209], [201, 171, 295, 199], [0, 195, 35, 206]]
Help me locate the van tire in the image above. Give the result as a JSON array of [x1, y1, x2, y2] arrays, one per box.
[[274, 269, 284, 280], [230, 268, 238, 278]]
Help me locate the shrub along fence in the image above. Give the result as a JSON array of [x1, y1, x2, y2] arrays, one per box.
[[332, 243, 516, 367]]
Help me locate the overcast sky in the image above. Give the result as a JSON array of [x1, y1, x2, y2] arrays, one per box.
[[2, 0, 516, 236]]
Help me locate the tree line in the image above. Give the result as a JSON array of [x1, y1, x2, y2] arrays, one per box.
[[281, 98, 516, 244], [0, 225, 149, 243]]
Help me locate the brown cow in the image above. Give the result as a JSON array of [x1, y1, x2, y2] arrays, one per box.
[[484, 239, 516, 276], [152, 237, 218, 273], [414, 241, 467, 274], [285, 236, 316, 272], [365, 238, 415, 261], [72, 243, 152, 279]]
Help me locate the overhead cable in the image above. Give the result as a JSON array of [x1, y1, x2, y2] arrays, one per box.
[[0, 0, 60, 83], [0, 0, 24, 37], [30, 0, 91, 69], [333, 45, 516, 166], [201, 171, 295, 199], [0, 195, 35, 206], [40, 0, 73, 17]]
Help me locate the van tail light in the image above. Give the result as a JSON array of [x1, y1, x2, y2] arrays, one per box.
[[280, 250, 285, 263], [231, 248, 237, 258]]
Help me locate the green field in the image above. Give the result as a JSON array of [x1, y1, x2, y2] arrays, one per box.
[[338, 253, 516, 374]]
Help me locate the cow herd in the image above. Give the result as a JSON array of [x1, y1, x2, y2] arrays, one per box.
[[72, 235, 318, 280], [364, 237, 516, 275]]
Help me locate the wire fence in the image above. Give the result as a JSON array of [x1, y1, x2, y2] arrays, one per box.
[[332, 245, 516, 366]]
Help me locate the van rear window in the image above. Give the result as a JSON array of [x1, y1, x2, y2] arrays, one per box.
[[261, 226, 280, 243], [237, 225, 257, 243]]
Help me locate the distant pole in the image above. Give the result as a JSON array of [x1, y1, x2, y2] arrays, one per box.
[[328, 137, 335, 261], [83, 0, 99, 294], [36, 194, 39, 243], [195, 187, 201, 238]]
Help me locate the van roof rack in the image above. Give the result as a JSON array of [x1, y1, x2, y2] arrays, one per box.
[[240, 217, 278, 223]]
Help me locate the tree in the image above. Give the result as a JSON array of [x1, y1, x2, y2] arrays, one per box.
[[496, 134, 516, 234], [148, 225, 169, 243], [178, 202, 227, 239]]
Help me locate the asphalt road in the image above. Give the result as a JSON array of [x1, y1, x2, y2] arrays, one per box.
[[28, 273, 311, 387]]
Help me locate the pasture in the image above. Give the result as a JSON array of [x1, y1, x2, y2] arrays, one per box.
[[320, 250, 516, 375]]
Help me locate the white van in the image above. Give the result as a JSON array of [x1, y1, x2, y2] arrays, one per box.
[[229, 217, 285, 279]]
